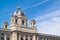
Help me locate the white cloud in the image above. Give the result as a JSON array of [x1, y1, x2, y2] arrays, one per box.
[[35, 10, 60, 35], [23, 0, 48, 10], [35, 10, 60, 21]]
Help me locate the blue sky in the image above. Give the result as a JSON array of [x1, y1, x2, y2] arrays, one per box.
[[0, 0, 60, 35]]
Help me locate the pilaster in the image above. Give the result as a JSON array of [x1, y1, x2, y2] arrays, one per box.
[[13, 32, 17, 40], [33, 34, 36, 40], [5, 34, 7, 40]]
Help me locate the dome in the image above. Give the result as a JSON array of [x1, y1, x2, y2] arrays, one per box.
[[14, 11, 17, 16], [30, 19, 36, 22], [11, 6, 26, 18], [17, 7, 25, 17], [3, 21, 8, 28], [30, 19, 36, 25], [3, 21, 8, 25], [20, 12, 25, 17]]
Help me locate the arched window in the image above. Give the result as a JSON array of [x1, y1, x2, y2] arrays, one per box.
[[5, 25, 7, 28], [30, 35, 33, 40], [22, 20, 24, 25], [25, 35, 28, 40], [20, 34, 24, 40], [15, 19, 17, 24]]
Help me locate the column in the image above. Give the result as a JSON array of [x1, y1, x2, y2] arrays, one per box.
[[10, 33, 13, 40], [37, 35, 39, 40], [5, 34, 7, 40], [33, 34, 36, 40], [28, 35, 30, 40], [19, 34, 21, 40], [17, 33, 19, 40], [13, 32, 17, 40], [24, 35, 25, 40]]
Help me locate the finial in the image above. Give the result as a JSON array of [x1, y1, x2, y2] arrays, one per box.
[[17, 6, 21, 10]]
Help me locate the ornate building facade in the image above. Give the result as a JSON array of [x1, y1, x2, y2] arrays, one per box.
[[0, 7, 60, 40]]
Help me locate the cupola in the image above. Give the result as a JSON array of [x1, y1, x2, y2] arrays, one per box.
[[3, 21, 8, 28], [30, 19, 36, 28]]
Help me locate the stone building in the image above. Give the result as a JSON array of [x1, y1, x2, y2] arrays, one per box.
[[0, 7, 60, 40]]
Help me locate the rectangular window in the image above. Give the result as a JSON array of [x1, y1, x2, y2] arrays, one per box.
[[1, 37, 4, 40], [1, 33, 4, 36]]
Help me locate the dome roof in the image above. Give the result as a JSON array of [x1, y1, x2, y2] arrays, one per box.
[[30, 19, 36, 22], [30, 19, 36, 24], [20, 12, 25, 17], [3, 21, 8, 25], [12, 7, 25, 17]]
